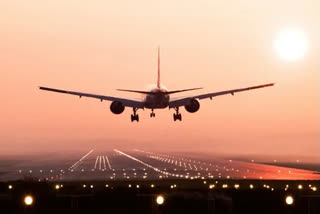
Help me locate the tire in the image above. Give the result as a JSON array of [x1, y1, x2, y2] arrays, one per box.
[[136, 115, 139, 122]]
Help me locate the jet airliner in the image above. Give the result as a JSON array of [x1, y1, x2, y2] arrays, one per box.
[[39, 48, 274, 122]]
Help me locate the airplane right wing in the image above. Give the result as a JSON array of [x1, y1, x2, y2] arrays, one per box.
[[169, 83, 274, 108], [39, 87, 145, 108]]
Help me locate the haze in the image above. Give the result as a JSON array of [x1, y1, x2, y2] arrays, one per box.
[[0, 1, 319, 162]]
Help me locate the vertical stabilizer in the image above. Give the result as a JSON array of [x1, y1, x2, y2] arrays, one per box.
[[157, 47, 160, 88]]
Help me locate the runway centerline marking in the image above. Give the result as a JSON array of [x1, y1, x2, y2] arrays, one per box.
[[99, 156, 102, 170], [102, 156, 106, 170]]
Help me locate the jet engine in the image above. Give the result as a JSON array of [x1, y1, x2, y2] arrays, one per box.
[[110, 101, 125, 114], [184, 99, 200, 113]]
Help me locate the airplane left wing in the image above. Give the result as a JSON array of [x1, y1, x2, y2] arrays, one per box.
[[169, 83, 274, 108], [39, 87, 145, 108]]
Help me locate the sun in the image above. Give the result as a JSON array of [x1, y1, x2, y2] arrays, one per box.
[[274, 29, 308, 61]]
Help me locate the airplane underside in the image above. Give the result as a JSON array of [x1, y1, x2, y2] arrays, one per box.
[[127, 94, 182, 122]]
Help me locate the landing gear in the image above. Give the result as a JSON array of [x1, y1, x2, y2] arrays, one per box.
[[131, 108, 139, 122], [150, 113, 155, 117], [173, 113, 182, 121], [173, 107, 182, 121], [150, 109, 155, 117], [131, 114, 139, 122]]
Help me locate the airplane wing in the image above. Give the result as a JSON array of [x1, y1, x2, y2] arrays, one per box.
[[169, 83, 274, 108], [39, 87, 145, 108]]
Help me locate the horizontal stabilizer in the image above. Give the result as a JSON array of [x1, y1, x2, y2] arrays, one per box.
[[117, 87, 203, 95]]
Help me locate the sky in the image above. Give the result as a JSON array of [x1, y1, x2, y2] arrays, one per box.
[[0, 1, 319, 162]]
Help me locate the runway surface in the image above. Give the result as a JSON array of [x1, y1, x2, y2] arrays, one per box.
[[0, 149, 319, 181]]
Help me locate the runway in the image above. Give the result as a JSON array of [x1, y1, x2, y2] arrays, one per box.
[[1, 149, 318, 182]]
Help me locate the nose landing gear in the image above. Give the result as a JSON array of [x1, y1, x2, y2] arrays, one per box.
[[150, 109, 155, 117], [131, 108, 139, 122], [173, 107, 182, 121]]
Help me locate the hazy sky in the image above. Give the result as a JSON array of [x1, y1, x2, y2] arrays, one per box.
[[0, 1, 319, 161]]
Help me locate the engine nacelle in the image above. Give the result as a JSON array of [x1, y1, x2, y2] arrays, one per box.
[[110, 101, 125, 114], [184, 99, 200, 113]]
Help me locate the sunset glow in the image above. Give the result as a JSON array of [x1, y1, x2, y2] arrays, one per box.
[[0, 1, 318, 162]]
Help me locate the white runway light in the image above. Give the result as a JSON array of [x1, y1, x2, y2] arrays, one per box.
[[24, 195, 33, 206], [285, 195, 294, 205], [156, 195, 165, 205]]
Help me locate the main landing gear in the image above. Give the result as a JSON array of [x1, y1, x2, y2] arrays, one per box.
[[173, 107, 182, 121], [131, 108, 139, 122], [150, 109, 155, 118]]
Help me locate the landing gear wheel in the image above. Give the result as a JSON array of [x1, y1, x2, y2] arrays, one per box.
[[173, 107, 182, 121], [131, 114, 139, 122], [150, 109, 155, 118], [131, 108, 139, 122], [173, 113, 182, 121]]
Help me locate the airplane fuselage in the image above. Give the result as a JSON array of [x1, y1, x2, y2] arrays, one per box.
[[144, 88, 170, 109]]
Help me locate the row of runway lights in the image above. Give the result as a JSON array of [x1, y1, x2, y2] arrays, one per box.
[[20, 193, 164, 207], [7, 183, 318, 192], [114, 149, 252, 180], [19, 168, 225, 172], [22, 194, 165, 206], [138, 150, 298, 176], [136, 149, 302, 165], [16, 168, 309, 181], [21, 193, 298, 207], [19, 171, 240, 181], [20, 193, 297, 207], [151, 155, 288, 176], [16, 184, 315, 207], [148, 155, 251, 179]]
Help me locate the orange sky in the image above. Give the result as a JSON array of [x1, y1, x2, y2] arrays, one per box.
[[0, 1, 319, 161]]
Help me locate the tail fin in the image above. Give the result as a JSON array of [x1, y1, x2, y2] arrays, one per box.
[[157, 47, 160, 88]]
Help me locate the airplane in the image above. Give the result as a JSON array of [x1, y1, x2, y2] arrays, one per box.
[[39, 48, 274, 122]]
